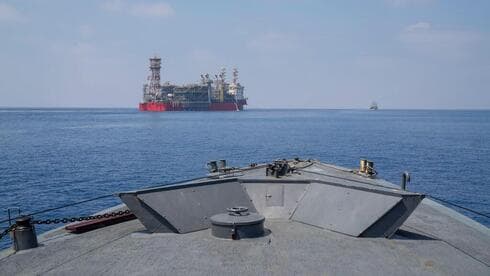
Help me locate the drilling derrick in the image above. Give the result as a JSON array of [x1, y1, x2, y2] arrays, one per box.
[[145, 56, 162, 101]]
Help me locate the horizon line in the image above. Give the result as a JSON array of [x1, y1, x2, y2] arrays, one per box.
[[1, 106, 489, 111]]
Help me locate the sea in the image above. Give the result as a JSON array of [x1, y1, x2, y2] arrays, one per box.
[[1, 108, 489, 249]]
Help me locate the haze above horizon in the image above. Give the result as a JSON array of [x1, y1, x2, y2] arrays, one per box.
[[1, 0, 489, 109]]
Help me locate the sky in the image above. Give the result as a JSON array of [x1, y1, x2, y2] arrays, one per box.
[[0, 0, 489, 109]]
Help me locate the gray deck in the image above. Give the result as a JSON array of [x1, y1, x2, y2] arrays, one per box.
[[1, 161, 489, 275]]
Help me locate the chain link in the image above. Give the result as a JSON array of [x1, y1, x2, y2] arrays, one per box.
[[0, 210, 131, 241], [31, 210, 131, 225], [0, 224, 17, 240]]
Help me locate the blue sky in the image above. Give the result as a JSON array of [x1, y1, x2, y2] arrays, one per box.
[[0, 0, 489, 108]]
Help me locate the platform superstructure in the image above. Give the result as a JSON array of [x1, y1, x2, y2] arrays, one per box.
[[139, 56, 247, 111]]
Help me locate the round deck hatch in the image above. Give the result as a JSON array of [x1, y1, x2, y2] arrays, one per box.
[[210, 207, 265, 240]]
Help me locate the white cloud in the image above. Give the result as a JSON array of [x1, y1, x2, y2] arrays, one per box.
[[247, 32, 300, 52], [101, 0, 124, 12], [101, 1, 174, 18], [130, 3, 174, 17], [399, 22, 482, 60], [404, 21, 431, 32], [386, 0, 436, 7], [0, 3, 24, 22]]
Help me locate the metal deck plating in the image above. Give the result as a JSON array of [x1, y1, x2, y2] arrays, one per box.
[[1, 160, 489, 275]]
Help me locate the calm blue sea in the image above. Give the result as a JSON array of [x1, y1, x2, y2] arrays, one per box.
[[1, 108, 489, 248]]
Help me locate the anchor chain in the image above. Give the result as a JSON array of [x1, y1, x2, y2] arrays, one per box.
[[0, 224, 17, 240], [0, 210, 132, 240], [31, 210, 131, 225]]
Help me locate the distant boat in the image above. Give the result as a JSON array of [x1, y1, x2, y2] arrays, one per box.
[[369, 102, 378, 110]]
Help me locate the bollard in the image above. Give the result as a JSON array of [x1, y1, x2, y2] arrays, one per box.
[[217, 160, 227, 170], [11, 216, 38, 251], [365, 160, 375, 176], [207, 160, 218, 173], [360, 159, 367, 173], [401, 172, 410, 191]]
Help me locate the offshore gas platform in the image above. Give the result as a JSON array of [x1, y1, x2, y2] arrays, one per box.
[[139, 56, 247, 111]]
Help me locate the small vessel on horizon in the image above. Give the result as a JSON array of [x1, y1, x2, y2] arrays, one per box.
[[369, 101, 379, 110]]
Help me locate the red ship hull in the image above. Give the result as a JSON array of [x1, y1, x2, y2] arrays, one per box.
[[139, 100, 246, 112], [209, 102, 241, 111], [139, 102, 184, 112]]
